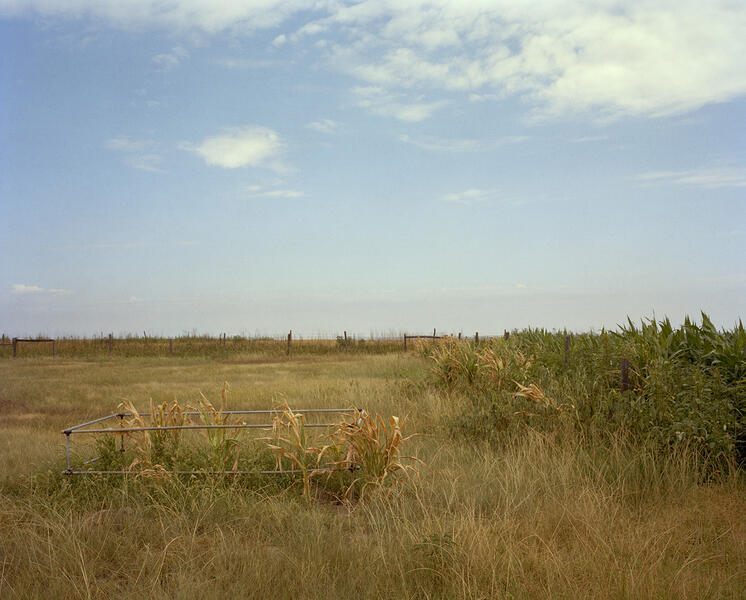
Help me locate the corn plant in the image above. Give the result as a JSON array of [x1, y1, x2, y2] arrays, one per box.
[[512, 382, 579, 422], [191, 384, 242, 472], [262, 403, 324, 501], [325, 410, 418, 500], [117, 399, 180, 477]]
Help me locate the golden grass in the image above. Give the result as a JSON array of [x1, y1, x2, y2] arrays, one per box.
[[0, 354, 744, 599]]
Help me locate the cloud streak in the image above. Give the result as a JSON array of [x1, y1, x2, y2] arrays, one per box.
[[398, 134, 529, 153], [105, 135, 164, 172], [442, 188, 500, 206], [635, 167, 746, 189], [12, 284, 71, 295], [306, 119, 339, 134], [246, 185, 304, 199], [152, 46, 189, 71]]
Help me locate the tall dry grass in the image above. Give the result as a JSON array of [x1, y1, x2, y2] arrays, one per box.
[[0, 352, 744, 598]]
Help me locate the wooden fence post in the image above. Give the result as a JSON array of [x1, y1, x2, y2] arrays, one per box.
[[563, 335, 570, 369], [108, 333, 113, 356], [458, 332, 462, 340], [344, 331, 348, 353], [287, 330, 292, 356], [433, 328, 436, 338], [403, 334, 407, 351], [620, 358, 630, 392], [223, 332, 226, 350], [475, 332, 479, 344], [12, 337, 17, 358]]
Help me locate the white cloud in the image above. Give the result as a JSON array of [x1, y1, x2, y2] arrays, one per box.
[[306, 119, 339, 134], [272, 34, 287, 47], [185, 126, 284, 169], [398, 134, 529, 153], [319, 1, 746, 120], [152, 46, 189, 71], [635, 167, 746, 189], [442, 189, 499, 206], [12, 284, 71, 295], [5, 1, 746, 120]]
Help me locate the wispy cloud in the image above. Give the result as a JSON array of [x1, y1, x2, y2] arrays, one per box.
[[213, 57, 282, 69], [353, 86, 448, 122], [569, 135, 609, 144], [105, 135, 164, 173], [10, 2, 746, 121], [124, 154, 164, 173], [398, 134, 529, 153], [56, 240, 200, 250], [152, 46, 189, 71], [0, 1, 312, 33], [12, 284, 71, 295], [105, 135, 151, 152], [183, 126, 285, 170], [635, 167, 746, 189], [442, 188, 500, 206], [306, 119, 339, 134], [246, 185, 303, 199]]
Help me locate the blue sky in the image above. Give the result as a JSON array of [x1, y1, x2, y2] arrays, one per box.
[[1, 1, 744, 337]]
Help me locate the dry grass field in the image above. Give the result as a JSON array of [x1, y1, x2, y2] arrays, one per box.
[[1, 347, 744, 599]]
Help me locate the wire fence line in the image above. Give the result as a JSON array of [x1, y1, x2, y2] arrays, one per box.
[[1, 329, 511, 358]]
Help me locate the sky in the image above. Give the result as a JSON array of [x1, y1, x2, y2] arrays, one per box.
[[1, 0, 744, 337]]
